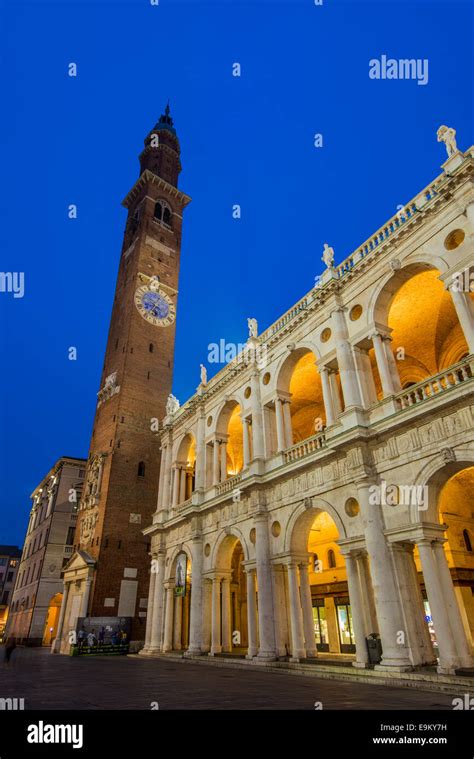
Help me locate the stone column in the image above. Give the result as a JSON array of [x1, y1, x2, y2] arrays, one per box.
[[319, 365, 335, 426], [163, 442, 173, 510], [150, 551, 166, 651], [353, 347, 378, 408], [299, 562, 317, 657], [282, 400, 293, 448], [187, 537, 204, 655], [287, 562, 306, 661], [344, 553, 369, 667], [245, 569, 258, 658], [220, 442, 227, 481], [417, 540, 460, 673], [432, 540, 473, 667], [449, 283, 474, 354], [195, 408, 206, 491], [51, 581, 70, 653], [144, 557, 157, 650], [221, 577, 232, 652], [372, 332, 395, 397], [172, 466, 180, 508], [179, 468, 187, 504], [210, 577, 222, 655], [201, 579, 212, 653], [173, 596, 182, 650], [329, 371, 343, 415], [242, 417, 251, 468], [80, 576, 92, 618], [162, 584, 175, 652], [331, 307, 363, 408], [275, 397, 286, 452], [157, 446, 166, 511], [272, 564, 289, 657], [212, 440, 220, 486], [356, 480, 412, 668], [383, 336, 402, 393], [254, 511, 277, 660], [356, 552, 378, 634], [250, 369, 265, 460]]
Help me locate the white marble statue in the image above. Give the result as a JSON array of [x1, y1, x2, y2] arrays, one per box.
[[166, 393, 180, 416], [437, 125, 457, 158], [149, 275, 160, 291], [200, 363, 207, 386], [247, 317, 258, 339], [322, 243, 335, 268]]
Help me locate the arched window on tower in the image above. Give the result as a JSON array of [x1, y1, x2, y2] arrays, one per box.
[[149, 343, 154, 353], [154, 200, 172, 228], [137, 461, 146, 478], [327, 549, 336, 568], [463, 529, 472, 552]]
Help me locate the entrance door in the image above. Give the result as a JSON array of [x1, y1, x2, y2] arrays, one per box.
[[312, 603, 329, 652], [335, 600, 355, 653]]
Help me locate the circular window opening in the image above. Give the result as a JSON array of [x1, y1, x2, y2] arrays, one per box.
[[206, 415, 213, 427], [350, 304, 363, 321], [344, 498, 360, 517], [249, 528, 256, 545], [321, 327, 332, 343], [271, 521, 281, 537], [444, 229, 465, 251], [204, 543, 211, 557], [262, 372, 271, 385], [244, 386, 251, 399]]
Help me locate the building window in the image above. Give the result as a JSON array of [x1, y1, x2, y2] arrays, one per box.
[[154, 200, 172, 227], [327, 549, 336, 569], [6, 571, 13, 583], [137, 461, 146, 478], [2, 591, 9, 605], [149, 343, 154, 353], [66, 526, 75, 545], [463, 529, 473, 552]]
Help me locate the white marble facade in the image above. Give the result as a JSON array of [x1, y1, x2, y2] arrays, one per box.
[[142, 143, 474, 674]]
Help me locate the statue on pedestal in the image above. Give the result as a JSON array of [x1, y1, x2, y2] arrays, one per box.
[[247, 317, 258, 339], [200, 364, 207, 386], [322, 243, 335, 269], [437, 125, 457, 157]]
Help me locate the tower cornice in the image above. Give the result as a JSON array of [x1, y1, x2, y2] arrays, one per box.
[[122, 169, 191, 209]]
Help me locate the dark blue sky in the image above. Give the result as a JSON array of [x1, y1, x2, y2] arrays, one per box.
[[0, 0, 472, 545]]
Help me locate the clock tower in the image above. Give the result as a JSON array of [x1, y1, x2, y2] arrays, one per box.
[[59, 105, 191, 648]]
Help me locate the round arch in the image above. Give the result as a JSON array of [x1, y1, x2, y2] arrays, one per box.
[[165, 544, 193, 582], [284, 497, 348, 554], [411, 449, 474, 524], [211, 527, 251, 570]]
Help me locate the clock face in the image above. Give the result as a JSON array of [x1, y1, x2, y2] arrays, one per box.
[[135, 285, 176, 327]]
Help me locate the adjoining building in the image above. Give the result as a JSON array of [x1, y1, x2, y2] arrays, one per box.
[[134, 135, 474, 675], [7, 457, 86, 645], [0, 546, 21, 641]]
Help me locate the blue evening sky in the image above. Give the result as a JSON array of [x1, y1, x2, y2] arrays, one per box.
[[0, 0, 472, 545]]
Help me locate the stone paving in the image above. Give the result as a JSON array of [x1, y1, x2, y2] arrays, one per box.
[[0, 648, 452, 710], [0, 647, 457, 710]]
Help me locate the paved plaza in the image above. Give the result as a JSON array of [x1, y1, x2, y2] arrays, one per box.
[[0, 648, 457, 710]]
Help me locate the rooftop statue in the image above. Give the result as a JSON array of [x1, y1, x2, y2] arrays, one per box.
[[437, 125, 457, 158]]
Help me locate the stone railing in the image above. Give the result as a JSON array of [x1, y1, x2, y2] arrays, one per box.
[[395, 358, 473, 410], [283, 432, 326, 464], [177, 497, 193, 510], [216, 473, 242, 496], [335, 175, 446, 280]]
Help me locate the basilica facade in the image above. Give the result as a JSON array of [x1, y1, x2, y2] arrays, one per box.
[[141, 140, 474, 674]]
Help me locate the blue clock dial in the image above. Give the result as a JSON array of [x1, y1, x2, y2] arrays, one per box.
[[141, 291, 170, 319]]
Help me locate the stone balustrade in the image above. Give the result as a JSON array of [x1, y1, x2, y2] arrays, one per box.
[[283, 432, 326, 464], [396, 357, 473, 410]]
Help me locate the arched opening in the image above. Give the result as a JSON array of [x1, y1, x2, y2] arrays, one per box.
[[214, 400, 244, 481], [410, 464, 474, 669], [137, 461, 146, 478], [268, 348, 328, 455], [174, 433, 196, 504], [42, 592, 63, 646], [308, 512, 355, 655], [370, 265, 471, 399], [207, 534, 250, 656], [164, 551, 192, 651]]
